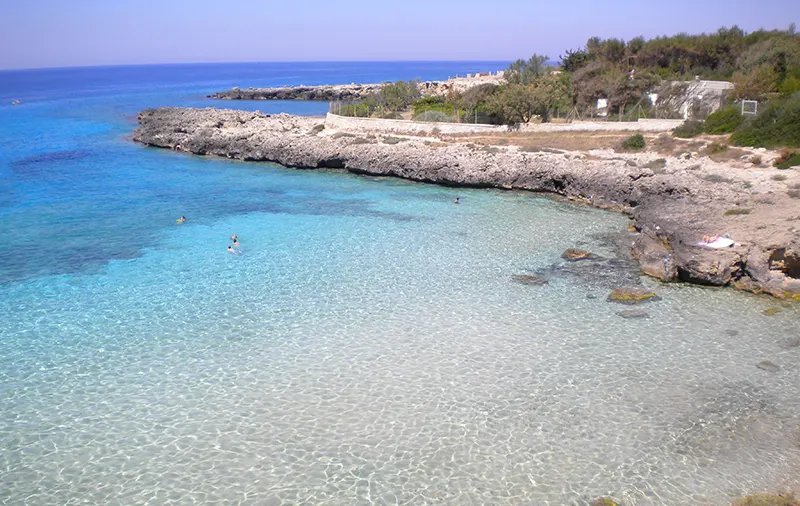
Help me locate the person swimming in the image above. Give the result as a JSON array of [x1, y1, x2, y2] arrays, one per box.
[[231, 233, 238, 241], [176, 215, 187, 223], [232, 238, 240, 247], [227, 245, 240, 255], [454, 197, 460, 204]]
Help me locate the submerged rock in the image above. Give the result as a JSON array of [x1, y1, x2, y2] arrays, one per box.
[[756, 360, 780, 372], [725, 329, 740, 337], [616, 309, 650, 319], [607, 287, 661, 304], [778, 337, 800, 349], [561, 248, 596, 261], [762, 307, 782, 316], [511, 274, 549, 286]]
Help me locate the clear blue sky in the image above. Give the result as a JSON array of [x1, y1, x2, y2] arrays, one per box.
[[1, 0, 797, 70]]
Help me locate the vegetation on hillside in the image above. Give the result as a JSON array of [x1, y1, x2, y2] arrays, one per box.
[[332, 25, 800, 148]]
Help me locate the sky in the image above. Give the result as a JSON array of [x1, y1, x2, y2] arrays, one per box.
[[1, 0, 798, 70]]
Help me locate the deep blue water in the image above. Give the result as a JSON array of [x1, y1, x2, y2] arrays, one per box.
[[0, 61, 505, 284], [0, 62, 798, 505]]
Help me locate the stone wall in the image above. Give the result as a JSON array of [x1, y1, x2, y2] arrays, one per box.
[[324, 114, 684, 136]]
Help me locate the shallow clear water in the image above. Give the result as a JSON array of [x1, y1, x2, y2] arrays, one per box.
[[1, 63, 798, 505]]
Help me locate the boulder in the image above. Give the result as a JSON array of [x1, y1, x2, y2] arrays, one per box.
[[607, 287, 661, 304], [511, 274, 549, 286], [616, 309, 650, 319], [561, 248, 596, 261], [756, 360, 780, 372]]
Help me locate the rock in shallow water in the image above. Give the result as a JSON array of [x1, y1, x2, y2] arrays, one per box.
[[561, 248, 597, 261], [607, 287, 661, 304], [779, 337, 800, 349], [511, 274, 549, 286], [617, 309, 650, 319], [756, 360, 780, 372]]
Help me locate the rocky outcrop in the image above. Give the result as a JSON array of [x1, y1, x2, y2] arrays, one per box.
[[210, 76, 505, 101], [210, 84, 385, 101], [132, 107, 800, 298], [561, 249, 596, 261]]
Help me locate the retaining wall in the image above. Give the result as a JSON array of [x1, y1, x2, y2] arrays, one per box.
[[324, 114, 683, 136]]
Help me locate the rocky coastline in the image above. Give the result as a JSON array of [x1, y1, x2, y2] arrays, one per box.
[[209, 75, 505, 101], [210, 84, 385, 101], [133, 107, 800, 299]]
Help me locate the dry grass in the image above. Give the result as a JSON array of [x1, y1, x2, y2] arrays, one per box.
[[455, 131, 646, 152]]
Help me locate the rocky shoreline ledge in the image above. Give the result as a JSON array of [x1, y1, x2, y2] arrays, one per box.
[[209, 75, 504, 101], [133, 107, 800, 298]]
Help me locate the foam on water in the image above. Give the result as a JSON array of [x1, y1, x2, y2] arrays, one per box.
[[1, 63, 799, 505]]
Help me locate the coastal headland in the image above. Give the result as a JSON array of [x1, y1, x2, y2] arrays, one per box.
[[133, 107, 800, 299], [209, 73, 505, 101]]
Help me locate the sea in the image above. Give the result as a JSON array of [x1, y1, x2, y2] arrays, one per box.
[[0, 62, 798, 505]]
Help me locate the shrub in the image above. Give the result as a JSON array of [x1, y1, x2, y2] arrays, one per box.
[[310, 124, 325, 134], [731, 92, 800, 148], [724, 208, 752, 215], [750, 154, 763, 165], [382, 136, 405, 145], [621, 134, 646, 150], [704, 106, 744, 134], [673, 120, 704, 138], [413, 110, 455, 123], [774, 150, 800, 169], [772, 174, 788, 181], [351, 137, 371, 145], [707, 142, 728, 154], [789, 189, 800, 198]]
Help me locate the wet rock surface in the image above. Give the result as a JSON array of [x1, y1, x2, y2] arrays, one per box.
[[561, 248, 597, 261], [757, 360, 781, 373], [607, 287, 661, 304], [133, 107, 800, 297]]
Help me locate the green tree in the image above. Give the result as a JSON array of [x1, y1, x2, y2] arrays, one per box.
[[560, 49, 590, 72], [504, 54, 550, 85], [531, 74, 571, 122], [487, 84, 540, 124], [375, 80, 421, 112]]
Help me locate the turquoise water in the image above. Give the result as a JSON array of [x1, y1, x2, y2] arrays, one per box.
[[1, 63, 799, 505]]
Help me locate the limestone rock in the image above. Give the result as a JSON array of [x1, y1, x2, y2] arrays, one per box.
[[756, 360, 780, 372], [607, 287, 661, 304], [561, 248, 596, 261], [616, 309, 650, 318]]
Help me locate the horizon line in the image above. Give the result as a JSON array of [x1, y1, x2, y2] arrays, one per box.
[[0, 59, 519, 73]]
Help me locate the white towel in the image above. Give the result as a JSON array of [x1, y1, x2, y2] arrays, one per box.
[[697, 237, 734, 249]]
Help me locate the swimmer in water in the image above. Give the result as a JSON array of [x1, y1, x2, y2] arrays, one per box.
[[454, 197, 460, 204], [227, 245, 240, 255], [231, 233, 238, 241], [232, 239, 240, 248], [177, 216, 186, 223]]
